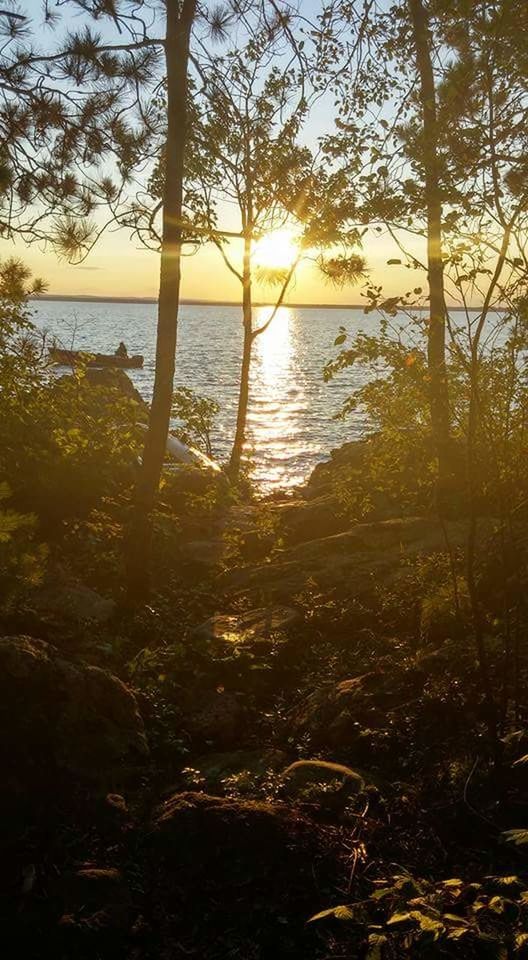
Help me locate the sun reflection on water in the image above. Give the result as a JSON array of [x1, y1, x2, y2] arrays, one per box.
[[249, 305, 308, 487], [254, 305, 293, 383]]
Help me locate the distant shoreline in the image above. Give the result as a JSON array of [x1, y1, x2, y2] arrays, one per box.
[[30, 294, 368, 308], [30, 294, 499, 311]]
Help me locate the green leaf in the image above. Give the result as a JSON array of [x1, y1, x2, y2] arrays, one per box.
[[370, 887, 395, 901], [447, 927, 471, 941], [443, 914, 470, 926], [415, 913, 445, 939], [387, 911, 414, 927], [515, 932, 528, 956], [367, 932, 388, 959], [513, 754, 528, 767], [308, 904, 356, 923], [503, 829, 528, 847], [489, 897, 505, 914], [486, 875, 523, 889]]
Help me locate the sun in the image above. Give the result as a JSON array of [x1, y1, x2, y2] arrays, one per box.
[[253, 229, 299, 271]]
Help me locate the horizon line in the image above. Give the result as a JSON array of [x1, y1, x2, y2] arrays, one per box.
[[30, 293, 496, 312], [30, 293, 370, 309]]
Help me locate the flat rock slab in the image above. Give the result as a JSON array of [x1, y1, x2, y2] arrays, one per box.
[[0, 636, 148, 815], [192, 606, 300, 651]]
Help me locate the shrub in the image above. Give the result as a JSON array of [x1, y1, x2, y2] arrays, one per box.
[[0, 258, 143, 527], [0, 482, 46, 608]]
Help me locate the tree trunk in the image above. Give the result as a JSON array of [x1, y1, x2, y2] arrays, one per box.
[[408, 0, 452, 505], [126, 0, 196, 601], [229, 234, 253, 478]]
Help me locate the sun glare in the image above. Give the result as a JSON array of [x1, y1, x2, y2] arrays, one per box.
[[253, 230, 299, 271]]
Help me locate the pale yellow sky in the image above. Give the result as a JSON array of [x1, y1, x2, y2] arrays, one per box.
[[0, 228, 428, 304]]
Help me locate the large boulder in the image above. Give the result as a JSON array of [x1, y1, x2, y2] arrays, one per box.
[[56, 867, 134, 943], [185, 688, 247, 748], [304, 440, 371, 500], [84, 367, 146, 407], [0, 636, 148, 815], [31, 579, 116, 624], [265, 441, 380, 548], [152, 791, 322, 876], [279, 760, 365, 813], [272, 495, 351, 546], [146, 792, 344, 958], [289, 666, 427, 759]]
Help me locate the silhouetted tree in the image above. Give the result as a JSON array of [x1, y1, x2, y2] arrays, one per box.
[[147, 11, 366, 478], [125, 0, 198, 599], [407, 0, 451, 507]]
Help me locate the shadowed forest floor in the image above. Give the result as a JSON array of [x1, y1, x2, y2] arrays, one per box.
[[2, 437, 528, 959]]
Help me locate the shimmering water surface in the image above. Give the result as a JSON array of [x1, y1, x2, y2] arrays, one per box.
[[32, 299, 396, 489]]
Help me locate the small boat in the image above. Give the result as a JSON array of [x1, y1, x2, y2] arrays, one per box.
[[166, 432, 222, 473], [138, 423, 222, 473], [49, 347, 144, 369]]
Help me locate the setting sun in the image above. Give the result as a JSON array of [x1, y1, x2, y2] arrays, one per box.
[[253, 230, 299, 271]]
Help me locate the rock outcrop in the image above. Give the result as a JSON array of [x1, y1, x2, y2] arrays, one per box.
[[139, 792, 343, 958], [220, 515, 468, 601], [303, 440, 371, 500]]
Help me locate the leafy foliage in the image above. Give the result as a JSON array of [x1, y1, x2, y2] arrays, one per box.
[[310, 872, 528, 958], [0, 257, 143, 528], [171, 386, 219, 457], [0, 481, 46, 606], [0, 1, 159, 255]]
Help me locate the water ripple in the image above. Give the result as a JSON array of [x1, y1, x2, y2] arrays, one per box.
[[33, 300, 399, 490]]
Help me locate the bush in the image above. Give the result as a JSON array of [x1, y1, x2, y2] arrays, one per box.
[[0, 258, 143, 527], [2, 368, 143, 526], [325, 306, 528, 522], [0, 482, 46, 608], [171, 385, 219, 457]]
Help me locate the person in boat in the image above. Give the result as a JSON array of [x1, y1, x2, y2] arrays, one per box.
[[115, 341, 128, 358]]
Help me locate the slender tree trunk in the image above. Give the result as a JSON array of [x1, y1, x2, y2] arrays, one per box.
[[408, 0, 452, 505], [229, 234, 253, 478], [463, 221, 515, 760], [126, 0, 196, 601]]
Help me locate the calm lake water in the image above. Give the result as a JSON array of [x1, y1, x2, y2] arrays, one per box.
[[31, 298, 413, 489]]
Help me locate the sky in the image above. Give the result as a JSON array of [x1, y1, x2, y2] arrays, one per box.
[[1, 0, 428, 304], [0, 228, 427, 304]]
